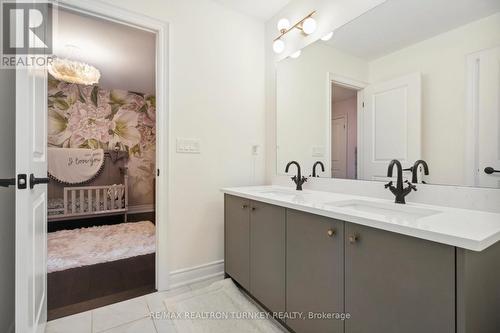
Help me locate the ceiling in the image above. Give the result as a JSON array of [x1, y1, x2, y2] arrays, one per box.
[[327, 0, 500, 60], [54, 9, 156, 94], [212, 0, 291, 21]]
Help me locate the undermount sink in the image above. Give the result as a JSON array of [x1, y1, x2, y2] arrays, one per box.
[[325, 200, 441, 221], [255, 189, 310, 202], [258, 189, 303, 196]]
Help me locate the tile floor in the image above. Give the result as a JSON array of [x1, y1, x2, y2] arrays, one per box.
[[45, 275, 224, 333]]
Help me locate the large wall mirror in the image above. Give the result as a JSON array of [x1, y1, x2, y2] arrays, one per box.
[[276, 0, 500, 188]]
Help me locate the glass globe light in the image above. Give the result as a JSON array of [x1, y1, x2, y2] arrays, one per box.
[[277, 18, 291, 32], [290, 50, 302, 59], [273, 39, 285, 54], [302, 17, 317, 35], [321, 31, 334, 41]]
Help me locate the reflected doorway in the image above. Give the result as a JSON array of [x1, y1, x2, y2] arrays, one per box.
[[331, 84, 359, 179]]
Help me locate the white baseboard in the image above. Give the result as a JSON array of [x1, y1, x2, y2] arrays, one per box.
[[169, 260, 224, 289], [128, 204, 155, 214]]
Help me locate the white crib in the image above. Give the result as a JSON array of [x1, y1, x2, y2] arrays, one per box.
[[48, 152, 129, 222]]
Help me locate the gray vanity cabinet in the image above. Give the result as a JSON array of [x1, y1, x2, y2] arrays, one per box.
[[286, 209, 344, 333], [225, 195, 500, 333], [249, 200, 286, 313], [344, 223, 456, 333], [224, 195, 251, 290]]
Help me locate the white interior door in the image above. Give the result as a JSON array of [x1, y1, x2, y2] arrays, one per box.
[[476, 47, 500, 188], [360, 73, 421, 181], [15, 67, 48, 333], [332, 116, 347, 178]]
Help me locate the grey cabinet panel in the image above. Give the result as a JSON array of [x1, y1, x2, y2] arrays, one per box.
[[286, 210, 344, 333], [457, 240, 500, 333], [345, 223, 455, 333], [224, 195, 250, 290], [250, 201, 286, 313]]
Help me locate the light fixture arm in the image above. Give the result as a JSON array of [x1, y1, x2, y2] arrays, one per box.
[[274, 11, 316, 41]]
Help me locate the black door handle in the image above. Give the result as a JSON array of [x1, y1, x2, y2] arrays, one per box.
[[0, 178, 15, 188], [485, 167, 500, 175], [29, 174, 50, 189]]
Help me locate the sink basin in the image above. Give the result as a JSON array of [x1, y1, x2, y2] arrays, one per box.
[[259, 189, 302, 196], [325, 200, 441, 221], [254, 189, 310, 203]]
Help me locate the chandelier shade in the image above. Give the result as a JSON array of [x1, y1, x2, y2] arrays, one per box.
[[48, 58, 101, 85]]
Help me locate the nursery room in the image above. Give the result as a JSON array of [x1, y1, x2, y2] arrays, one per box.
[[45, 8, 157, 319]]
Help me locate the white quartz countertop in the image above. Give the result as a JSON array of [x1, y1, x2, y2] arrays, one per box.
[[221, 185, 500, 252]]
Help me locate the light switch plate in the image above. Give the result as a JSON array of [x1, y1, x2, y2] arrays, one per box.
[[176, 138, 201, 154], [312, 146, 325, 157]]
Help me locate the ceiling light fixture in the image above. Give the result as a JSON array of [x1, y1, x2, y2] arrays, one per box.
[[321, 31, 334, 41], [273, 11, 317, 54], [48, 57, 101, 85]]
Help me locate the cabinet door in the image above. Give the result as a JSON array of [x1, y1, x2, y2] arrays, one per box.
[[345, 223, 455, 333], [250, 201, 286, 313], [286, 210, 344, 333], [224, 195, 250, 290]]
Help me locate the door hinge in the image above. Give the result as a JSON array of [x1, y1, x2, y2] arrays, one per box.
[[157, 169, 160, 177], [362, 102, 365, 107]]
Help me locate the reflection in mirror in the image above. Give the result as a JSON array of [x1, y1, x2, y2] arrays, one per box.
[[276, 0, 500, 188]]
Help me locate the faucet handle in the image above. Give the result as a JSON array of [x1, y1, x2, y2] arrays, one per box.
[[384, 181, 393, 189], [405, 180, 417, 191], [301, 176, 308, 183], [291, 175, 297, 182]]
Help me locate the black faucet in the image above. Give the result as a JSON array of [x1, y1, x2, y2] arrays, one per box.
[[285, 161, 307, 191], [411, 160, 429, 184], [385, 159, 417, 204], [403, 160, 430, 184], [312, 161, 325, 177]]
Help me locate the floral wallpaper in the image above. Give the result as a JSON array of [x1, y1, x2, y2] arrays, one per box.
[[47, 75, 156, 206]]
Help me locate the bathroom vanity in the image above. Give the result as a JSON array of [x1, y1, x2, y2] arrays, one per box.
[[222, 186, 500, 333]]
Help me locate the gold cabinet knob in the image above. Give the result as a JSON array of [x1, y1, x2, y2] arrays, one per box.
[[327, 229, 336, 237], [242, 204, 248, 209], [349, 234, 359, 244]]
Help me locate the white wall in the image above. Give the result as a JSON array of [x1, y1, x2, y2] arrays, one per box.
[[101, 0, 266, 274], [0, 69, 15, 333], [276, 42, 367, 176], [369, 12, 500, 185]]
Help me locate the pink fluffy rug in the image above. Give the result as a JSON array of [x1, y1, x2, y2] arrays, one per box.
[[48, 221, 155, 273]]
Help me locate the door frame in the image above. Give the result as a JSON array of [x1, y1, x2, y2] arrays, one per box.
[[56, 0, 171, 291], [327, 73, 367, 179], [464, 51, 480, 187]]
